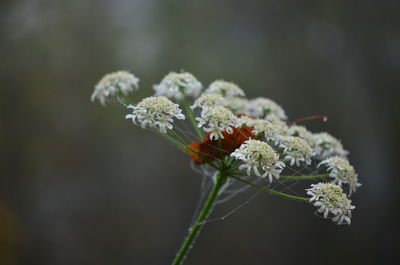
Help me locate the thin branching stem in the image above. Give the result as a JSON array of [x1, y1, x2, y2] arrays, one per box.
[[182, 95, 204, 139], [172, 172, 227, 265], [229, 171, 329, 181], [154, 130, 187, 153], [167, 129, 220, 171], [117, 91, 134, 105], [280, 173, 329, 180], [229, 175, 309, 202]]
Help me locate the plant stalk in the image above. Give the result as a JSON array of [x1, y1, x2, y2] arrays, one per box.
[[230, 175, 309, 202], [171, 172, 226, 265], [182, 96, 204, 139]]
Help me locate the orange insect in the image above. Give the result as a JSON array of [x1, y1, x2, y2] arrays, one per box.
[[186, 126, 254, 164]]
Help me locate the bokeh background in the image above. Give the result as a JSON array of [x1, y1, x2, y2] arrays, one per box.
[[1, 0, 399, 264]]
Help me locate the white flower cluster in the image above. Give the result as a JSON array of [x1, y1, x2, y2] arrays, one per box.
[[313, 132, 348, 159], [205, 80, 245, 98], [278, 136, 314, 166], [125, 96, 185, 133], [318, 156, 360, 195], [191, 93, 227, 110], [252, 119, 289, 142], [247, 97, 287, 120], [289, 125, 316, 149], [153, 72, 203, 101], [266, 113, 288, 126], [231, 139, 285, 182], [290, 127, 350, 163], [196, 106, 240, 140], [306, 183, 355, 225], [226, 97, 248, 115], [91, 71, 139, 106], [239, 115, 257, 127]]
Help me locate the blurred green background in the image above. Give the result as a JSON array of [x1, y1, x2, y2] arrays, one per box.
[[1, 0, 399, 264]]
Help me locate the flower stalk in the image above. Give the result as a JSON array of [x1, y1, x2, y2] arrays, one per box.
[[230, 175, 309, 202], [182, 95, 204, 139], [172, 172, 228, 265], [230, 171, 329, 181]]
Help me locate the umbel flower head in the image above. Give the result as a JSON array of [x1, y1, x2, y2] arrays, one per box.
[[226, 97, 248, 115], [289, 125, 316, 149], [266, 114, 290, 129], [319, 156, 361, 195], [278, 136, 315, 166], [196, 106, 240, 140], [306, 183, 355, 225], [313, 132, 349, 159], [125, 96, 185, 133], [153, 72, 203, 101], [91, 71, 139, 106], [247, 97, 287, 120], [191, 93, 227, 110], [205, 80, 245, 98], [231, 139, 285, 182], [239, 115, 257, 127], [252, 119, 290, 142]]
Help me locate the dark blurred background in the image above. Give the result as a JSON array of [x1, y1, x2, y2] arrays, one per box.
[[1, 0, 399, 264]]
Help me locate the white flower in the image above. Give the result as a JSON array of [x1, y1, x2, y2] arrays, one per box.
[[125, 96, 185, 133], [318, 156, 361, 195], [266, 114, 289, 128], [226, 97, 249, 115], [277, 136, 314, 166], [252, 119, 289, 142], [191, 93, 226, 110], [313, 132, 349, 159], [289, 125, 316, 149], [306, 183, 355, 225], [239, 115, 257, 127], [153, 72, 203, 101], [196, 106, 240, 140], [247, 98, 287, 120], [205, 80, 245, 98], [231, 139, 285, 182], [91, 71, 139, 106]]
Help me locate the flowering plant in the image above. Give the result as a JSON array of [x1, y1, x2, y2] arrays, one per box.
[[91, 70, 360, 265]]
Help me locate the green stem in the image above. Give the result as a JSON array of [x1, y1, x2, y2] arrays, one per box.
[[118, 92, 134, 105], [229, 175, 309, 202], [182, 96, 204, 139], [280, 173, 329, 180], [155, 130, 187, 153], [229, 170, 328, 181], [168, 128, 189, 146], [172, 172, 227, 265]]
